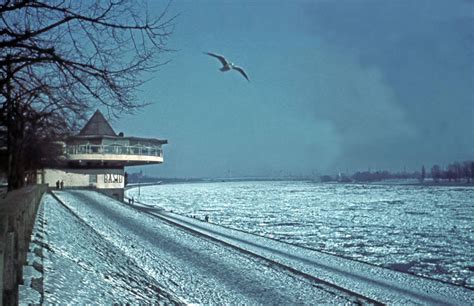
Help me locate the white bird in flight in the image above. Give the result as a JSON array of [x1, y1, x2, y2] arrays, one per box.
[[204, 52, 249, 81]]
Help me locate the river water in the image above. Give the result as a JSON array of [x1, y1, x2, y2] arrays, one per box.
[[126, 181, 474, 288]]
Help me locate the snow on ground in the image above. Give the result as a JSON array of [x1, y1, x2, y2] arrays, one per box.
[[39, 193, 181, 304], [51, 190, 358, 304]]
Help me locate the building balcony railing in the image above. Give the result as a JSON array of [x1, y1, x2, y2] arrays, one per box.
[[66, 144, 163, 158]]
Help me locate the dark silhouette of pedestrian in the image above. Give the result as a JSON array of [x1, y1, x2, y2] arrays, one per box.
[[131, 197, 134, 205], [56, 180, 60, 190], [60, 180, 64, 189], [205, 215, 209, 222]]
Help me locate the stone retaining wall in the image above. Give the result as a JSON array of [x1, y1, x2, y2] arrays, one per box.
[[0, 185, 47, 306]]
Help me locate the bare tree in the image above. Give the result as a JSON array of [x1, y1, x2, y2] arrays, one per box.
[[471, 161, 474, 183], [462, 161, 473, 183], [1, 0, 176, 190], [431, 164, 441, 183], [419, 165, 426, 182]]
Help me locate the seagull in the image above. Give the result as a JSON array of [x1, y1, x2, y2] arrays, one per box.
[[204, 52, 249, 81]]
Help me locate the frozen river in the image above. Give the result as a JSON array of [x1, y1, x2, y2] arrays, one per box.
[[127, 181, 474, 289]]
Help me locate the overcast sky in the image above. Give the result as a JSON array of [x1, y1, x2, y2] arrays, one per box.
[[113, 0, 473, 178]]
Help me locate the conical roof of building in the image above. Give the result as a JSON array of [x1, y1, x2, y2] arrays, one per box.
[[79, 110, 117, 136]]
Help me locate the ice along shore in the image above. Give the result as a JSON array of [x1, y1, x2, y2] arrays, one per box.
[[23, 190, 474, 304]]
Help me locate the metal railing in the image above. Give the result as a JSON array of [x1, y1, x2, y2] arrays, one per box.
[[66, 144, 163, 157]]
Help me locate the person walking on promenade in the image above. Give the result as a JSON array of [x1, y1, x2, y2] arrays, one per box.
[[56, 180, 60, 190], [60, 180, 64, 189]]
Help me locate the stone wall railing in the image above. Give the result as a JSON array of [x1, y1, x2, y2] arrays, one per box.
[[0, 185, 47, 306]]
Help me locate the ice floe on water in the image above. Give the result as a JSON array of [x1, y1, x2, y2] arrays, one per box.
[[126, 181, 474, 289]]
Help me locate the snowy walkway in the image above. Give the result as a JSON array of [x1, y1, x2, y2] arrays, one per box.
[[50, 190, 363, 304], [38, 193, 181, 304]]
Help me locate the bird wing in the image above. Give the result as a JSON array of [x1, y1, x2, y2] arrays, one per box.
[[232, 66, 250, 81], [204, 52, 228, 66]]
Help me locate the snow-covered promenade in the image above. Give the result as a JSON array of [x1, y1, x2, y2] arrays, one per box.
[[26, 190, 474, 304]]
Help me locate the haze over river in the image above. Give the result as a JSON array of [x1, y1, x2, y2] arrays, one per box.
[[127, 181, 474, 289]]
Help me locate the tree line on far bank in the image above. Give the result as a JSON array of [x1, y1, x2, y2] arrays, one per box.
[[320, 160, 474, 184], [429, 161, 474, 183]]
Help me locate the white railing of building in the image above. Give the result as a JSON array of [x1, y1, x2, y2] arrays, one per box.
[[67, 144, 163, 157]]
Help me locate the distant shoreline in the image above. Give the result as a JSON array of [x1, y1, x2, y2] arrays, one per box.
[[125, 178, 474, 188]]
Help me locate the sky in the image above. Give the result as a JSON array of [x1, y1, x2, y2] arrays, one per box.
[[112, 0, 473, 178]]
